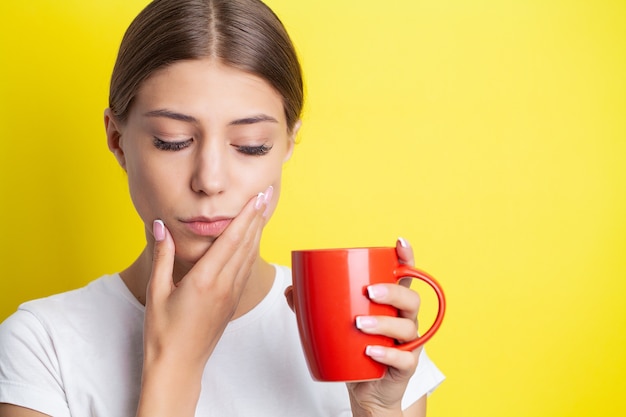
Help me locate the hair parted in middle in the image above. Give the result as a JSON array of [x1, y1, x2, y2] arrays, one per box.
[[109, 0, 304, 132]]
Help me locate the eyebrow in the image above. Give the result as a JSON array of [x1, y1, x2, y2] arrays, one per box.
[[143, 109, 278, 126], [144, 109, 198, 123], [229, 114, 278, 126]]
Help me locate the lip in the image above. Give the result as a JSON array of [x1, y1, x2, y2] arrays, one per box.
[[181, 217, 233, 237]]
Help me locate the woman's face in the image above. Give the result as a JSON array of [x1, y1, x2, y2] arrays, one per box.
[[106, 59, 298, 264]]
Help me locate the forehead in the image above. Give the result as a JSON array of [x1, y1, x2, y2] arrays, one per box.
[[132, 58, 286, 125]]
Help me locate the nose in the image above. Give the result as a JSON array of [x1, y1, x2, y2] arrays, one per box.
[[190, 141, 229, 196]]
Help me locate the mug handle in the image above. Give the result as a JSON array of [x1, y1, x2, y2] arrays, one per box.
[[392, 265, 446, 351]]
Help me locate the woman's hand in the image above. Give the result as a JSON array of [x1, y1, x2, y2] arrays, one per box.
[[136, 187, 272, 417], [346, 238, 424, 417], [283, 238, 426, 417]]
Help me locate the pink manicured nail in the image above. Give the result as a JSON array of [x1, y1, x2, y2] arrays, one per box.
[[263, 185, 274, 204], [355, 316, 377, 330], [367, 285, 388, 300], [398, 237, 409, 248], [263, 186, 274, 216], [153, 220, 165, 242], [365, 346, 386, 358], [254, 192, 266, 210]]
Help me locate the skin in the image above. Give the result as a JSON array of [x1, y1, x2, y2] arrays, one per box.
[[0, 58, 427, 417]]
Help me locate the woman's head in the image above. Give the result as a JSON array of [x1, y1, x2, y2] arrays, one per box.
[[109, 0, 303, 133], [105, 0, 303, 264]]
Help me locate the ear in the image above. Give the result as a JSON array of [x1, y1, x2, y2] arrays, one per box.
[[283, 119, 302, 163], [104, 108, 127, 171]]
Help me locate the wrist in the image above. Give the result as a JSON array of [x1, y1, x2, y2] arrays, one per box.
[[352, 409, 404, 417], [349, 395, 403, 417], [136, 355, 204, 417]]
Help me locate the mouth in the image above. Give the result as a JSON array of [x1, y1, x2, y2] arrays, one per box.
[[180, 217, 233, 237]]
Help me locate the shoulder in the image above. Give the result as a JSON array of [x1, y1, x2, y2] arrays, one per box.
[[0, 300, 71, 415], [0, 306, 50, 361], [20, 273, 138, 314], [1, 277, 101, 335], [0, 274, 141, 345], [0, 274, 142, 417]]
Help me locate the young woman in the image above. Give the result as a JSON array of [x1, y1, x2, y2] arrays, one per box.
[[0, 0, 444, 416]]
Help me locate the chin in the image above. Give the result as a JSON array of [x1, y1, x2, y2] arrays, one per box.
[[173, 238, 217, 265]]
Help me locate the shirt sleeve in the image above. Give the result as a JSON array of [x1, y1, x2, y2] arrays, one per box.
[[0, 308, 71, 417], [401, 347, 445, 410]]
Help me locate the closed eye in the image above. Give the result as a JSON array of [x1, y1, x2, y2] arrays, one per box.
[[235, 144, 273, 156], [153, 137, 193, 151]]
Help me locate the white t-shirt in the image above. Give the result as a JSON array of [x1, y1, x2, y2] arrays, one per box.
[[0, 265, 444, 416]]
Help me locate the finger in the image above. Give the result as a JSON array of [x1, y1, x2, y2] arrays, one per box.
[[367, 284, 421, 321], [396, 237, 415, 267], [219, 185, 270, 286], [226, 201, 266, 291], [179, 184, 269, 318], [396, 237, 415, 289], [190, 186, 271, 281], [148, 219, 176, 302], [364, 345, 420, 378], [356, 315, 418, 343]]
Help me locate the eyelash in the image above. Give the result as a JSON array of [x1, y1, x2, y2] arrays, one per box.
[[152, 137, 273, 156], [153, 137, 192, 151], [235, 144, 273, 156]]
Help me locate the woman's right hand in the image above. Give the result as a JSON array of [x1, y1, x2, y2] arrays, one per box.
[[136, 187, 272, 417]]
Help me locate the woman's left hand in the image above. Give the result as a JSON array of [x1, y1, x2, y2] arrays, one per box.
[[284, 238, 423, 417], [346, 237, 422, 417]]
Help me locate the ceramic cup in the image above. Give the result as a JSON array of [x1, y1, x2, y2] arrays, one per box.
[[291, 247, 446, 382]]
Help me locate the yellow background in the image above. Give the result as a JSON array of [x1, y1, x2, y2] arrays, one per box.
[[1, 1, 625, 416]]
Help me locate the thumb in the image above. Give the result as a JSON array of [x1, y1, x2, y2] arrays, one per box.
[[396, 237, 415, 267], [284, 285, 295, 313], [396, 237, 415, 288], [148, 219, 175, 301]]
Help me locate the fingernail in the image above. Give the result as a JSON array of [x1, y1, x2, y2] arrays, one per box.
[[355, 316, 378, 330], [254, 191, 266, 210], [263, 185, 274, 204], [153, 220, 165, 242], [365, 345, 386, 358], [263, 186, 274, 217], [398, 237, 409, 248], [367, 285, 388, 300]]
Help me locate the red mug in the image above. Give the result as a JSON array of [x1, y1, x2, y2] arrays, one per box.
[[291, 247, 446, 382]]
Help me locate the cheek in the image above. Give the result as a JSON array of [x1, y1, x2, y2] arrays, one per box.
[[126, 168, 155, 222], [258, 156, 287, 189], [125, 156, 176, 221], [235, 152, 286, 187], [262, 156, 288, 208]]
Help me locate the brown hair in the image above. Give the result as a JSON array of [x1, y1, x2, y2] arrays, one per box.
[[109, 0, 303, 131]]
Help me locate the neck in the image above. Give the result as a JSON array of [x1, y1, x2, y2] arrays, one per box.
[[120, 245, 275, 320]]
